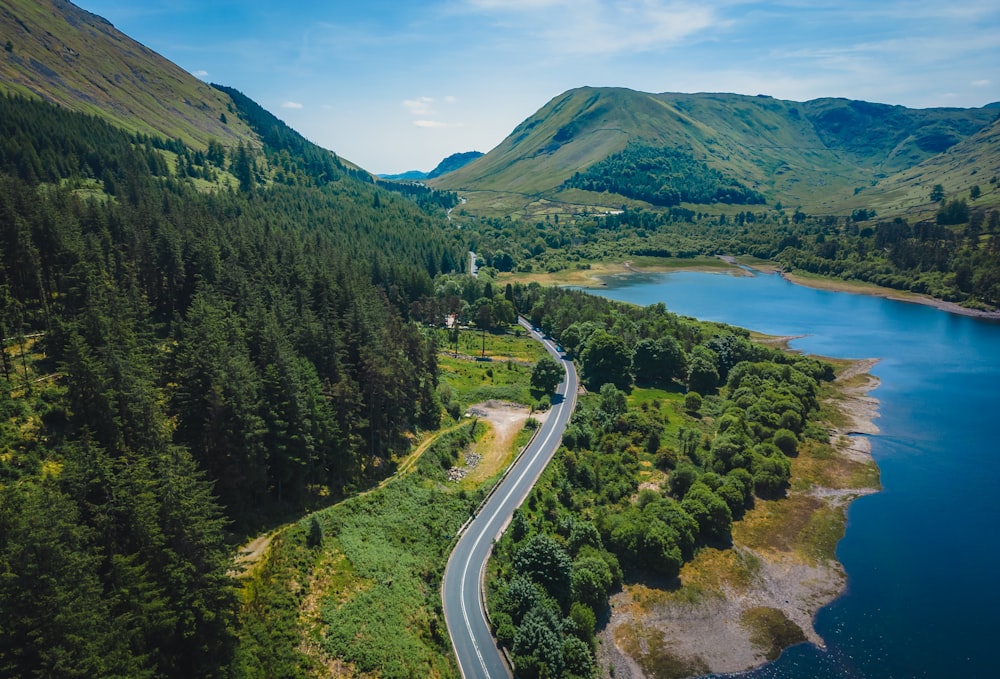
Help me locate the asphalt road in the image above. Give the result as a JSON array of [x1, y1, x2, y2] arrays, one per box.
[[442, 319, 579, 679]]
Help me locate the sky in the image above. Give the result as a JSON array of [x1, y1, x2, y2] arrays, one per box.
[[76, 0, 1000, 174]]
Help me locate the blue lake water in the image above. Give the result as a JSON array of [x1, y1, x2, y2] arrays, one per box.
[[590, 269, 1000, 679]]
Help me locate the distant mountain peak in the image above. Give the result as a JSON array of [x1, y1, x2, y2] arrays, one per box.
[[377, 151, 484, 182], [427, 151, 483, 179]]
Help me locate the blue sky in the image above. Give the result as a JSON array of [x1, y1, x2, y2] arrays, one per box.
[[77, 0, 999, 174]]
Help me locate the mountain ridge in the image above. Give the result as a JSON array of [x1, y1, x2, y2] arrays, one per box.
[[0, 0, 255, 148], [432, 86, 998, 218], [378, 151, 484, 181]]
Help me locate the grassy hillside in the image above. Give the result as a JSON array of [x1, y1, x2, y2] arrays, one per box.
[[433, 87, 996, 219], [858, 116, 1000, 221], [0, 0, 255, 148]]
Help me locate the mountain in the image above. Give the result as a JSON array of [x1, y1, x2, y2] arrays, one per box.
[[427, 150, 483, 179], [378, 152, 485, 182], [865, 115, 1000, 217], [0, 0, 254, 148], [379, 169, 429, 181], [432, 87, 997, 217]]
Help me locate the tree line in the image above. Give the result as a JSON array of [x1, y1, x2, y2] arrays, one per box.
[[458, 190, 1000, 308]]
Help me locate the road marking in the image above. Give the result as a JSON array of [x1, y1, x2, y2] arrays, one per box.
[[457, 391, 568, 676], [451, 319, 577, 678]]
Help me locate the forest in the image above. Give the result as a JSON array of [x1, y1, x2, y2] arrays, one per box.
[[0, 92, 465, 677], [562, 142, 766, 207], [483, 286, 833, 678]]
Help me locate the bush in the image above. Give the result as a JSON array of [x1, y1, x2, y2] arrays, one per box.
[[684, 391, 703, 413], [773, 429, 798, 456]]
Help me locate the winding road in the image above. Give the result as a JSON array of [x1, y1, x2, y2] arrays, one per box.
[[442, 318, 579, 679]]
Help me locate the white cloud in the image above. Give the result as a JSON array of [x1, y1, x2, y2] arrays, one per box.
[[444, 95, 458, 103], [403, 97, 437, 115], [413, 120, 462, 128], [192, 69, 209, 78], [972, 79, 991, 87], [460, 0, 721, 55], [281, 101, 304, 109]]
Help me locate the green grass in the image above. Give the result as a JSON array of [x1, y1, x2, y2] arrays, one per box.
[[437, 328, 544, 408], [626, 386, 682, 408], [0, 0, 255, 149], [238, 431, 484, 679], [317, 475, 477, 679], [628, 255, 734, 270]]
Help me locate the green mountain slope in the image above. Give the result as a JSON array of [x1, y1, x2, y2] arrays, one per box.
[[861, 115, 1000, 217], [433, 87, 996, 217], [0, 0, 254, 148]]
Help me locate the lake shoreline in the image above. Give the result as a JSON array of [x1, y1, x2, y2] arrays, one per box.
[[516, 258, 1000, 321], [597, 358, 882, 679], [777, 271, 1000, 320]]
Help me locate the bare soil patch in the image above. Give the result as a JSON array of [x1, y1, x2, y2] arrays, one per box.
[[229, 533, 275, 578], [461, 400, 550, 485]]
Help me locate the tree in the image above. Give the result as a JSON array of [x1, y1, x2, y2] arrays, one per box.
[[492, 298, 517, 326], [937, 198, 970, 226], [687, 345, 720, 394], [307, 516, 324, 548], [561, 635, 595, 678], [930, 184, 945, 202], [579, 330, 631, 390], [668, 463, 699, 498], [680, 483, 732, 542], [531, 355, 563, 395], [513, 605, 564, 679], [513, 533, 572, 603], [773, 428, 799, 456], [233, 142, 254, 192], [473, 297, 494, 330], [0, 484, 135, 677], [970, 185, 981, 200], [570, 556, 613, 611], [632, 336, 686, 385], [597, 383, 627, 422], [567, 602, 596, 644]]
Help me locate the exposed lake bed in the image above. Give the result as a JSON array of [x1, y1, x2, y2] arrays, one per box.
[[597, 356, 881, 678]]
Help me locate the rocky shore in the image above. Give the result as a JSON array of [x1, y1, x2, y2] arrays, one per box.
[[596, 359, 882, 679]]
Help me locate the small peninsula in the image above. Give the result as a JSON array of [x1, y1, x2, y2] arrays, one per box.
[[597, 357, 881, 678]]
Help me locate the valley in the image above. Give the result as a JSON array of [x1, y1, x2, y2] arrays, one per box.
[[0, 1, 998, 678]]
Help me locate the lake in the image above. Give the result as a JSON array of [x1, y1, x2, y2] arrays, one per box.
[[590, 269, 1000, 678]]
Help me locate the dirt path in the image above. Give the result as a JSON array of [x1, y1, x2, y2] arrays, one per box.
[[230, 533, 275, 578]]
